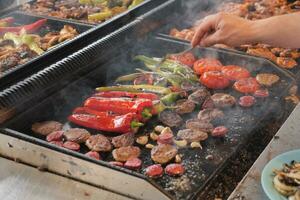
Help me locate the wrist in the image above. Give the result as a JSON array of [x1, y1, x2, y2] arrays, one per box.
[[246, 20, 265, 44]]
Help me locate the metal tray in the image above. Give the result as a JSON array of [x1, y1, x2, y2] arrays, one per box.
[[0, 29, 295, 200]]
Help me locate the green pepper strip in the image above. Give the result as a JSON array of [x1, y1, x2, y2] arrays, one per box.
[[96, 85, 172, 95], [160, 92, 180, 106], [115, 73, 143, 83]]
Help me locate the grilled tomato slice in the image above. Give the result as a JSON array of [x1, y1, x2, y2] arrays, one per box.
[[169, 52, 196, 67], [200, 71, 230, 89], [221, 65, 250, 81], [193, 58, 223, 75]]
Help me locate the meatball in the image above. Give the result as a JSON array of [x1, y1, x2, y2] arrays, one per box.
[[159, 110, 183, 127], [151, 144, 177, 164], [112, 146, 141, 162], [85, 134, 112, 152], [63, 128, 91, 143], [112, 133, 135, 148], [177, 129, 208, 142], [175, 99, 196, 114], [185, 118, 214, 133], [188, 88, 210, 105], [211, 93, 236, 108], [198, 108, 224, 122]]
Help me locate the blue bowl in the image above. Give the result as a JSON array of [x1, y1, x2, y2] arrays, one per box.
[[261, 149, 300, 200]]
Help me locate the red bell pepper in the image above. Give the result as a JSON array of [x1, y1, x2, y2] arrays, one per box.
[[0, 17, 15, 27], [68, 112, 143, 133], [0, 19, 47, 34], [84, 97, 153, 120], [94, 91, 159, 101]]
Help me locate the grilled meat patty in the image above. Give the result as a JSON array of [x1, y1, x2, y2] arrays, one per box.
[[159, 110, 183, 127], [63, 128, 91, 143], [188, 88, 210, 105], [177, 129, 208, 142], [175, 99, 196, 114], [85, 134, 112, 152], [112, 146, 141, 162], [151, 144, 177, 164], [32, 121, 63, 136], [211, 93, 236, 108], [186, 118, 214, 133], [112, 133, 135, 148], [198, 108, 224, 122]]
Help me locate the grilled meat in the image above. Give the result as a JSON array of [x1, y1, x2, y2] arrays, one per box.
[[159, 110, 183, 127], [85, 134, 112, 152], [211, 93, 236, 108], [188, 88, 211, 105], [32, 121, 63, 136], [177, 129, 208, 143], [112, 146, 141, 162], [276, 57, 298, 69], [185, 118, 214, 133], [198, 108, 224, 122], [175, 99, 196, 114], [151, 144, 177, 164], [112, 132, 135, 148], [63, 128, 91, 143], [256, 73, 280, 86], [246, 47, 277, 62]]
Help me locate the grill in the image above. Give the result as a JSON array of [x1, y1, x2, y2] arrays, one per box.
[[0, 0, 298, 200], [0, 0, 167, 90]]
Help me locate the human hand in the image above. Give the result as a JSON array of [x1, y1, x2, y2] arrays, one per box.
[[191, 12, 255, 47]]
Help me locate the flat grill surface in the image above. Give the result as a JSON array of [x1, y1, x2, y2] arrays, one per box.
[[2, 39, 295, 199]]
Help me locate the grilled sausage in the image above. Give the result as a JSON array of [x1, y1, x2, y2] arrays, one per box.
[[109, 161, 124, 167], [85, 134, 112, 152], [145, 164, 164, 178], [112, 133, 134, 148], [254, 89, 269, 98], [211, 93, 236, 108], [112, 146, 141, 162], [46, 130, 64, 142], [85, 151, 101, 160], [124, 158, 142, 170], [32, 121, 63, 136], [165, 163, 185, 176], [49, 141, 64, 147], [64, 128, 91, 143], [239, 96, 255, 107], [151, 144, 177, 164], [63, 141, 80, 151], [177, 129, 208, 142], [211, 126, 228, 137]]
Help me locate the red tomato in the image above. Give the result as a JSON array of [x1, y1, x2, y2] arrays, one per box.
[[233, 77, 260, 94], [239, 96, 256, 107], [200, 71, 230, 89], [221, 65, 251, 81], [193, 58, 223, 75], [254, 89, 269, 98], [169, 52, 196, 67]]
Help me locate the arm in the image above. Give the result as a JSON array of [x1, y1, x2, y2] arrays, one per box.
[[191, 12, 300, 49]]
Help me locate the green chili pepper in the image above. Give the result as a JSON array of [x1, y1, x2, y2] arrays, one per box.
[[115, 73, 143, 83], [160, 92, 180, 105], [96, 85, 172, 95], [88, 11, 112, 22], [4, 32, 44, 55]]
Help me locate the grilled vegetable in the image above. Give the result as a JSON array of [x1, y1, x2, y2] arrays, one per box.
[[84, 97, 153, 120], [88, 10, 113, 22], [96, 85, 172, 95], [68, 112, 143, 133], [4, 32, 44, 55], [0, 19, 47, 34], [128, 0, 144, 9], [94, 91, 159, 100], [160, 92, 180, 105]]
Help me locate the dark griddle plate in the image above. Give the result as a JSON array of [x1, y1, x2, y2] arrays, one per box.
[[1, 32, 295, 200]]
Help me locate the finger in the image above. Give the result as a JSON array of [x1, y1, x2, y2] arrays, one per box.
[[200, 31, 222, 47], [191, 14, 219, 47]]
